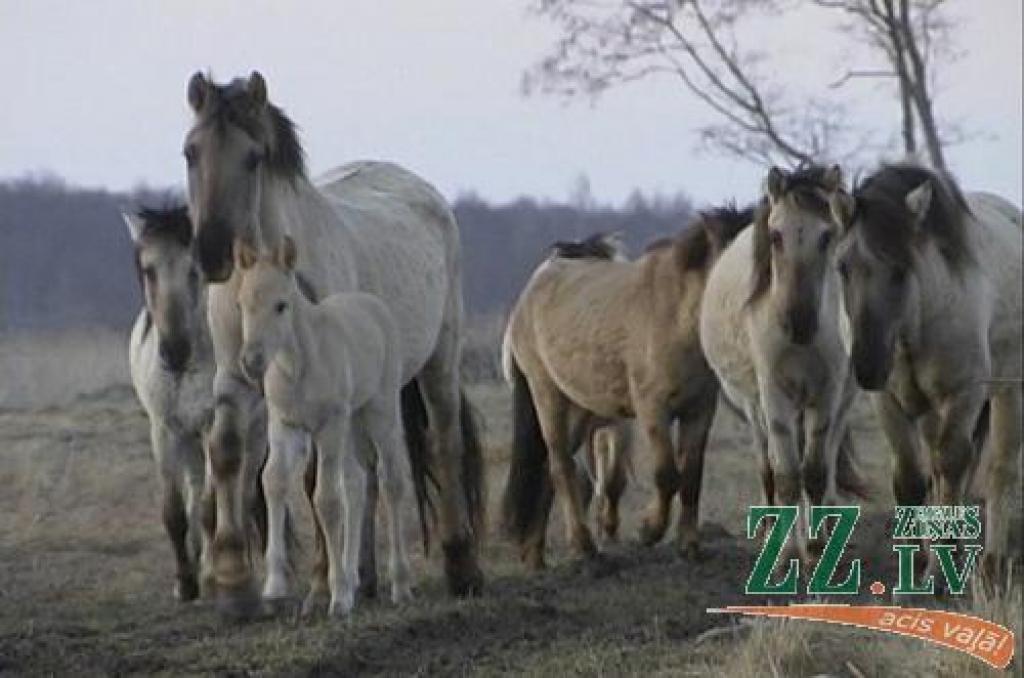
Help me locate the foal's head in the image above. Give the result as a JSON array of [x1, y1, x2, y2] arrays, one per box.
[[124, 205, 202, 373], [235, 237, 300, 382], [183, 71, 305, 282], [750, 165, 846, 345]]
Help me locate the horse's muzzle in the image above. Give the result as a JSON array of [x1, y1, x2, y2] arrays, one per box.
[[783, 306, 818, 346], [195, 221, 234, 283], [239, 349, 267, 383], [159, 337, 191, 374]]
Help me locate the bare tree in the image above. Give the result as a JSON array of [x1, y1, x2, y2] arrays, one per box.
[[820, 0, 954, 170], [526, 0, 956, 169]]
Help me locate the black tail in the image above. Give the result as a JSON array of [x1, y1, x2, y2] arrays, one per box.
[[836, 428, 871, 500], [501, 356, 553, 544], [401, 381, 436, 553], [460, 391, 486, 540]]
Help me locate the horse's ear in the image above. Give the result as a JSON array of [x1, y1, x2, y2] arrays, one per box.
[[822, 164, 844, 193], [829, 191, 856, 232], [764, 167, 787, 203], [701, 219, 727, 257], [277, 236, 297, 271], [247, 71, 268, 110], [187, 72, 208, 113], [235, 241, 258, 270], [122, 212, 144, 243], [905, 180, 933, 228]]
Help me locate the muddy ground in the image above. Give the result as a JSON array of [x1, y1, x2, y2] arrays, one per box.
[[0, 382, 1003, 676]]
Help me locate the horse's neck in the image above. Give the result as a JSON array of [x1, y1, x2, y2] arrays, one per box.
[[258, 174, 361, 292]]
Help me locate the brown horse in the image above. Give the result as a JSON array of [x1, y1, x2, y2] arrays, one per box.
[[502, 206, 753, 568]]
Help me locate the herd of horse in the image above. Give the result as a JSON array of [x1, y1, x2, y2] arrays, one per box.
[[124, 71, 1022, 620]]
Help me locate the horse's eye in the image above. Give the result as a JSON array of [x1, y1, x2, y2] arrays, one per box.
[[274, 301, 287, 314], [245, 151, 264, 171], [184, 144, 198, 169], [768, 230, 784, 250], [818, 231, 833, 251]]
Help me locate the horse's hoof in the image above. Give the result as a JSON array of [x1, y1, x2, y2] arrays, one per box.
[[638, 519, 667, 547], [262, 595, 298, 617], [357, 578, 378, 603], [328, 595, 355, 619], [581, 553, 618, 579], [301, 591, 329, 618], [679, 541, 703, 562], [216, 585, 262, 621], [391, 586, 414, 606], [175, 575, 200, 602], [443, 538, 485, 597]]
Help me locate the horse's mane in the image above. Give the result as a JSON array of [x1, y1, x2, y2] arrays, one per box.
[[749, 165, 836, 304], [136, 203, 192, 247], [649, 203, 754, 271], [196, 76, 307, 180], [550, 232, 623, 260], [852, 163, 972, 271]]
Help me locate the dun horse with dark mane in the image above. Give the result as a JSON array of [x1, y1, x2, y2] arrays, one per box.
[[502, 207, 752, 568]]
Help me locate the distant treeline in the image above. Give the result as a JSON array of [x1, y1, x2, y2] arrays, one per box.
[[0, 176, 696, 332]]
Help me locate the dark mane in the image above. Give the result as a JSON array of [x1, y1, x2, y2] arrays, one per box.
[[749, 165, 837, 304], [644, 203, 753, 271], [852, 163, 972, 271], [137, 204, 192, 248], [550, 232, 620, 260], [197, 77, 307, 180]]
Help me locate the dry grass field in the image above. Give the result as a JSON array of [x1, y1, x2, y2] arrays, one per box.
[[0, 330, 1020, 676]]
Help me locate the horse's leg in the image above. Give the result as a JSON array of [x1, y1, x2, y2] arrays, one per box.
[[636, 403, 680, 547], [314, 415, 363, 618], [761, 392, 807, 565], [364, 400, 414, 604], [924, 388, 986, 589], [206, 372, 263, 615], [151, 422, 198, 601], [418, 332, 484, 596], [675, 387, 718, 560], [873, 391, 928, 507], [181, 433, 207, 600], [593, 425, 624, 544], [532, 384, 597, 559], [262, 416, 306, 609], [982, 386, 1021, 584], [602, 424, 630, 544], [301, 445, 329, 614], [358, 456, 379, 601]]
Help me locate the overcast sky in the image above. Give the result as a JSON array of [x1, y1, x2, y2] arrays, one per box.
[[1, 1, 1020, 206]]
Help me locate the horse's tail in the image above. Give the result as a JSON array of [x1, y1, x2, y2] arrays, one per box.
[[836, 427, 871, 500], [401, 380, 436, 553], [501, 355, 553, 544], [459, 390, 487, 541]]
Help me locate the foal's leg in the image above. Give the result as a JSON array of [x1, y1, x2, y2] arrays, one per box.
[[533, 384, 598, 559], [181, 433, 207, 600], [314, 415, 365, 617], [364, 401, 414, 604], [675, 388, 717, 560], [636, 403, 680, 547], [593, 425, 627, 544], [150, 422, 198, 601], [983, 386, 1022, 583], [302, 445, 329, 613], [262, 417, 307, 607]]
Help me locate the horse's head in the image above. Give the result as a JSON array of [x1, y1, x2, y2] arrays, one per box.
[[235, 236, 299, 382], [183, 71, 305, 282], [124, 205, 202, 374], [750, 165, 845, 345], [830, 164, 967, 390]]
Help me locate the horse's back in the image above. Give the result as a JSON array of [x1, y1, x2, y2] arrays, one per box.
[[321, 292, 403, 394], [314, 161, 457, 381], [966, 192, 1023, 378], [700, 227, 760, 405]]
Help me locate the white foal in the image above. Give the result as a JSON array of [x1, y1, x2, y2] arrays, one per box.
[[235, 237, 413, 617]]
